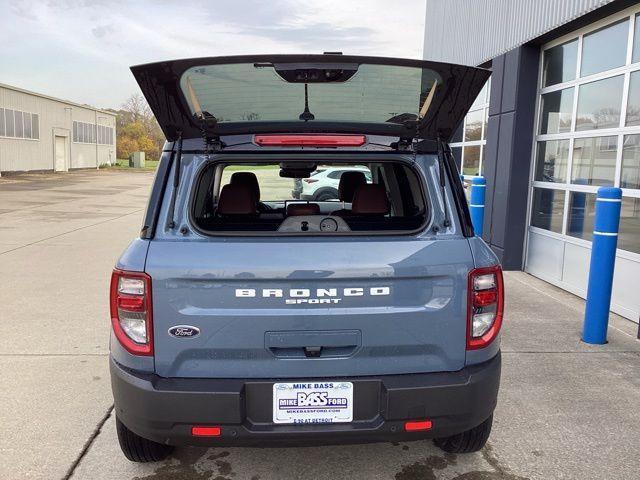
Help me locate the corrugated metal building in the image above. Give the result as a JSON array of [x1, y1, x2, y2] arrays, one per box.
[[424, 0, 640, 324], [0, 83, 117, 174]]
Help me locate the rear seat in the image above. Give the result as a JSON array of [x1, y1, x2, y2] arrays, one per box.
[[331, 171, 367, 217], [230, 171, 272, 213], [333, 183, 389, 218], [201, 183, 277, 231], [333, 183, 421, 231]]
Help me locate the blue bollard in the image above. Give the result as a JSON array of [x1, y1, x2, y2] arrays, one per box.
[[582, 187, 623, 344], [469, 177, 486, 237]]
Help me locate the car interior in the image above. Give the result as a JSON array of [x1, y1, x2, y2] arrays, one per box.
[[191, 161, 428, 234]]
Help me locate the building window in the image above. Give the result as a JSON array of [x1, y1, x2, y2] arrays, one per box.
[[0, 108, 39, 140], [580, 19, 629, 76], [575, 75, 624, 131], [450, 78, 490, 177], [531, 11, 640, 257], [73, 121, 114, 145], [539, 87, 574, 134], [542, 39, 578, 87]]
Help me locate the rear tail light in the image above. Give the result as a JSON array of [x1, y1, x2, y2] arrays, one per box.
[[110, 269, 153, 356], [467, 265, 503, 350], [303, 178, 318, 184], [254, 134, 366, 147]]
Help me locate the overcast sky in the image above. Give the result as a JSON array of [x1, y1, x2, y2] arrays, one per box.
[[0, 0, 427, 109]]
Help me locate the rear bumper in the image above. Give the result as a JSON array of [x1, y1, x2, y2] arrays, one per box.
[[110, 353, 501, 447]]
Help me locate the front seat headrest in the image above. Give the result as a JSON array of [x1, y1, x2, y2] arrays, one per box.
[[338, 171, 367, 203], [287, 203, 320, 216], [216, 184, 257, 215], [351, 184, 390, 215], [230, 171, 261, 202]]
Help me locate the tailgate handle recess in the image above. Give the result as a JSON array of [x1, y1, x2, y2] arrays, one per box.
[[266, 330, 361, 359], [304, 346, 322, 358]]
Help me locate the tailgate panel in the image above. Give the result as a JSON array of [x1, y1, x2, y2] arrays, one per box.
[[146, 238, 472, 378]]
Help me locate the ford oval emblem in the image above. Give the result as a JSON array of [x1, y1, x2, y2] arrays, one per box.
[[168, 325, 200, 338]]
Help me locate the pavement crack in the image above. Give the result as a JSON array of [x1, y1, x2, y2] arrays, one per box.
[[62, 405, 114, 480], [0, 209, 143, 256], [482, 443, 529, 479]]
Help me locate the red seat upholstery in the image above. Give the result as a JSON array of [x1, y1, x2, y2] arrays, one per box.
[[216, 184, 257, 215], [230, 172, 261, 202], [351, 184, 390, 215]]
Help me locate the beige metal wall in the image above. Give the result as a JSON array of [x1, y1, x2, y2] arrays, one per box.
[[0, 84, 116, 173]]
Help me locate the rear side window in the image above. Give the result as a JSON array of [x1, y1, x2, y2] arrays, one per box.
[[191, 161, 428, 235]]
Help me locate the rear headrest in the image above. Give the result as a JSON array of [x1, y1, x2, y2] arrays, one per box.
[[286, 203, 320, 216], [230, 171, 260, 201], [351, 184, 390, 215], [216, 184, 257, 215], [338, 171, 367, 202]]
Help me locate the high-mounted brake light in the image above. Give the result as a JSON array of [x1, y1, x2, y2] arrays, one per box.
[[467, 265, 504, 350], [254, 134, 366, 147], [110, 269, 153, 356]]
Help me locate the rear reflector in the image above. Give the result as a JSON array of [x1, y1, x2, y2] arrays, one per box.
[[254, 134, 366, 147], [404, 420, 432, 432], [191, 426, 221, 437]]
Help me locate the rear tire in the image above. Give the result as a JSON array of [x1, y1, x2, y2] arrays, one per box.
[[116, 417, 174, 462], [313, 189, 339, 201], [433, 415, 493, 453]]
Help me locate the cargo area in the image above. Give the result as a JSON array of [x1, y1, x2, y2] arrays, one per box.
[[190, 160, 429, 234]]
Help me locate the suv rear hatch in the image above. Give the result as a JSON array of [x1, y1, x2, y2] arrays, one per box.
[[133, 55, 489, 379], [131, 54, 490, 142]]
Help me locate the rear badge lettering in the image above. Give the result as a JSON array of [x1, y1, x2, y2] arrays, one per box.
[[168, 325, 200, 338], [235, 287, 390, 305]]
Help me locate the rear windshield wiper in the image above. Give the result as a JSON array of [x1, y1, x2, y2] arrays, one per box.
[[299, 83, 315, 121]]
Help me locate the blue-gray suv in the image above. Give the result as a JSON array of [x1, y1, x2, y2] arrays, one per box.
[[109, 54, 502, 462]]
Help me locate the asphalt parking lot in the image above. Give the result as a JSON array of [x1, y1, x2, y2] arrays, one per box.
[[1, 170, 639, 480]]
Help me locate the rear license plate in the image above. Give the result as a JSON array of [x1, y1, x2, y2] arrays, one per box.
[[273, 382, 353, 424]]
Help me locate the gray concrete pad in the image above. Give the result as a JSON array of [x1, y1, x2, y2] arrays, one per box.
[[70, 414, 500, 480], [0, 170, 152, 479], [1, 170, 639, 480], [0, 356, 112, 480]]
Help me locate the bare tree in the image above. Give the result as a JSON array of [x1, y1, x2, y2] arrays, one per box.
[[121, 93, 153, 123]]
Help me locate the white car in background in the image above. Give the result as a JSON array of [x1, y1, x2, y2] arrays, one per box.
[[294, 166, 372, 201]]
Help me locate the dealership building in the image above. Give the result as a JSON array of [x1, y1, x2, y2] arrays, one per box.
[[424, 0, 640, 324], [0, 82, 116, 175]]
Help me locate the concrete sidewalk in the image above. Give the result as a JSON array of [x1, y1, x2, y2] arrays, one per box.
[[1, 171, 639, 480]]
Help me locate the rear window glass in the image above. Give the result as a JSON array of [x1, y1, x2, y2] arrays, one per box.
[[191, 161, 428, 235], [180, 63, 441, 125]]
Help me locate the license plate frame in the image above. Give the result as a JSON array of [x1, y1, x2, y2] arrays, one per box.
[[272, 381, 354, 425]]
